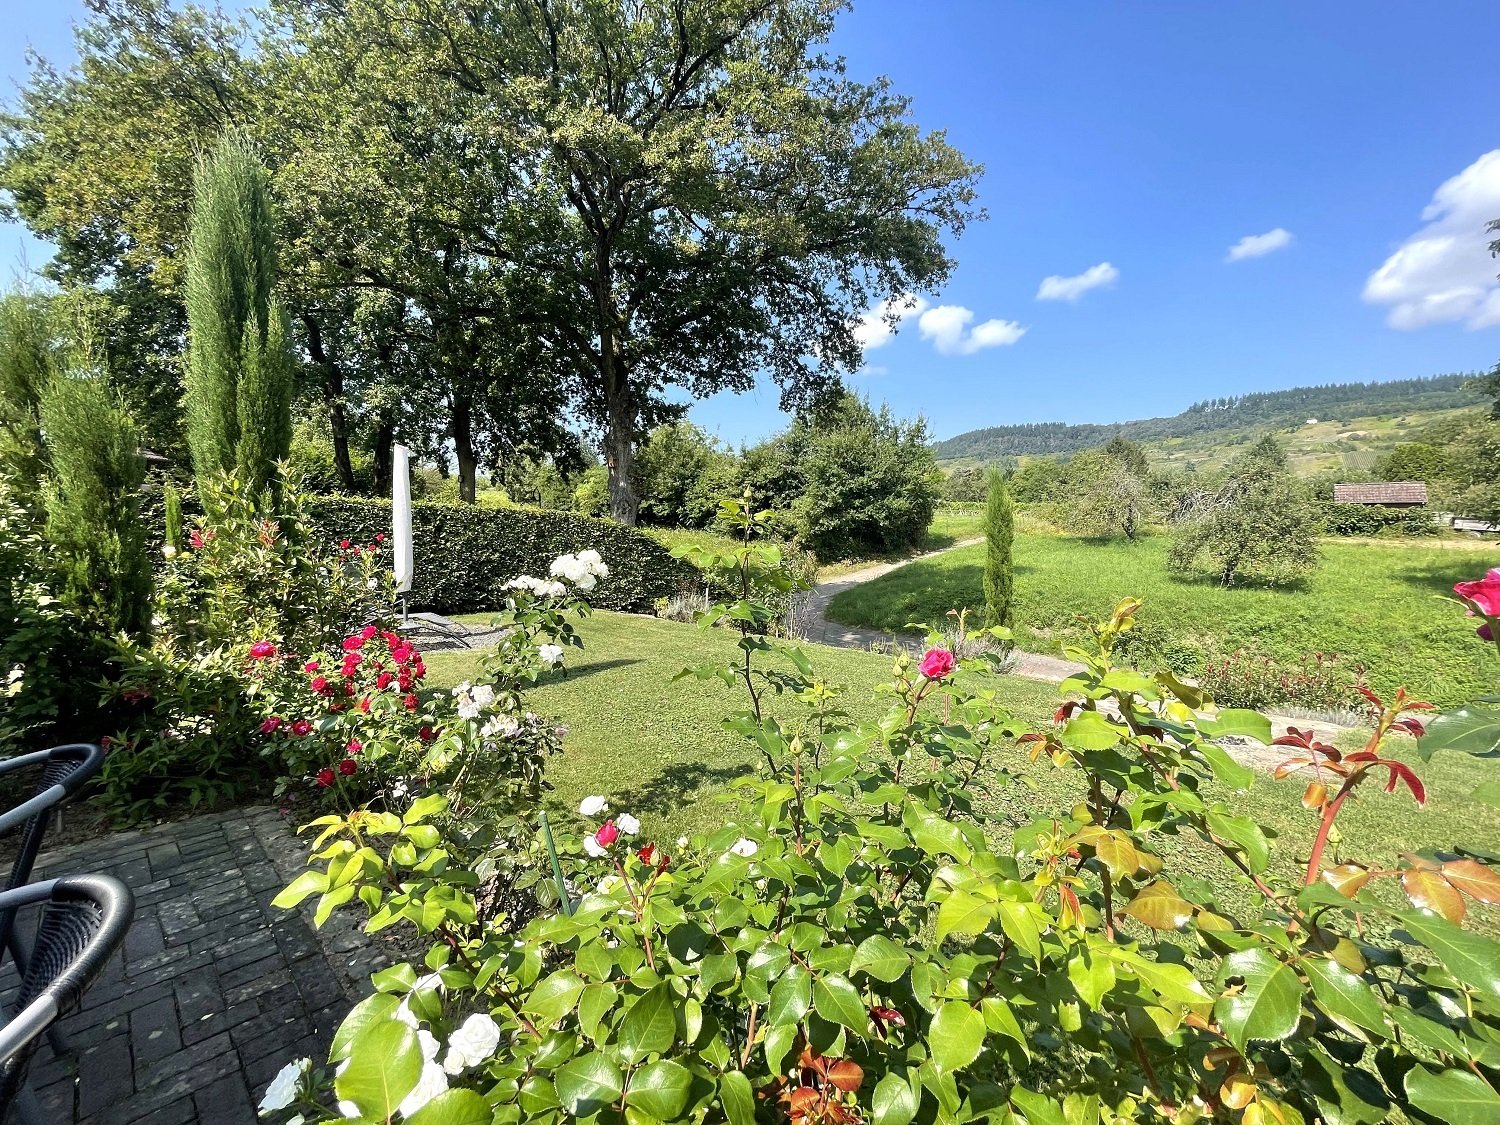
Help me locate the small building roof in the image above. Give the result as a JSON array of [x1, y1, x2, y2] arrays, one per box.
[[1333, 481, 1428, 505]]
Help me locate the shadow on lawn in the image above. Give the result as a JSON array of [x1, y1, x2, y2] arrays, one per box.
[[603, 760, 754, 819], [1390, 556, 1490, 598], [544, 658, 642, 684]]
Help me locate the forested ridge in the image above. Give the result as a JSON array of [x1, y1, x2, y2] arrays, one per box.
[[934, 373, 1482, 460]]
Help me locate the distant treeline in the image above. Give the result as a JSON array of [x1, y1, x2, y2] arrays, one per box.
[[933, 374, 1481, 461]]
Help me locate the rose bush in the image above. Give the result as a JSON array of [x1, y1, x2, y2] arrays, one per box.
[[260, 514, 1500, 1125]]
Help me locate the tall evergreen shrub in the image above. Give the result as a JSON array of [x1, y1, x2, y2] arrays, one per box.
[[38, 368, 151, 637], [983, 467, 1014, 627], [0, 292, 56, 500], [183, 130, 292, 502]]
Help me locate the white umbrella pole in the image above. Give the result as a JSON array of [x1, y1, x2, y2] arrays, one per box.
[[392, 443, 414, 626]]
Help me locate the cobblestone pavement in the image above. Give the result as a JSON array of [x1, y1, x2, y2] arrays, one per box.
[[3, 806, 382, 1124]]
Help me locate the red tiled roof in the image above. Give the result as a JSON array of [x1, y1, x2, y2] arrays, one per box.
[[1333, 482, 1428, 505]]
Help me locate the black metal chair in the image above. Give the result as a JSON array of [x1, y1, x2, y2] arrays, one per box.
[[0, 875, 133, 1123], [0, 744, 106, 967]]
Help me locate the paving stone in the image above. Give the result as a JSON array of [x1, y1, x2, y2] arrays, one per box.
[[129, 994, 182, 1066]]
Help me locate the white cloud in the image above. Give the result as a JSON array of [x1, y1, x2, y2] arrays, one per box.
[[852, 294, 928, 351], [1226, 228, 1294, 262], [1363, 150, 1500, 330], [853, 364, 889, 378], [917, 305, 1027, 355], [1036, 262, 1119, 302]]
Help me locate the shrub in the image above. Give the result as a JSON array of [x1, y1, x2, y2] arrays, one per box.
[[1197, 649, 1367, 712], [982, 467, 1014, 627], [261, 575, 1500, 1125], [304, 496, 697, 614], [1320, 502, 1438, 537]]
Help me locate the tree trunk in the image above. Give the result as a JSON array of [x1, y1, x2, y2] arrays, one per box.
[[451, 392, 477, 503], [594, 243, 639, 526], [372, 410, 396, 497], [301, 312, 357, 493]]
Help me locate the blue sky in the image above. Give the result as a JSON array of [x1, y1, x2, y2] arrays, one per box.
[[5, 1, 1499, 446]]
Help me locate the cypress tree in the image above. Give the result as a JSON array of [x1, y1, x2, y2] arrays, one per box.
[[38, 365, 151, 638], [183, 130, 292, 502], [0, 292, 57, 500], [983, 466, 1014, 628]]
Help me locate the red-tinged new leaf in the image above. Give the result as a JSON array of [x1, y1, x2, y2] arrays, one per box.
[[1358, 686, 1385, 710], [1402, 868, 1466, 923], [1384, 761, 1426, 805], [1272, 728, 1314, 748], [1273, 758, 1312, 780], [1323, 864, 1372, 897], [827, 1060, 863, 1093], [1441, 859, 1500, 905]]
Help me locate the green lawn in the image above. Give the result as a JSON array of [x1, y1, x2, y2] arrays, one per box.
[[826, 530, 1500, 707], [814, 507, 986, 579], [425, 611, 1500, 934]]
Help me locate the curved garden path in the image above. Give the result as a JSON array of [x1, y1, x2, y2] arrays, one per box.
[[805, 538, 1355, 763]]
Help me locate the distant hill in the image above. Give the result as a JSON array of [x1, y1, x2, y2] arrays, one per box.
[[934, 374, 1483, 465]]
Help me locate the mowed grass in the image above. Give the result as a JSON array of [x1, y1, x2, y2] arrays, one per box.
[[814, 507, 987, 580], [825, 530, 1500, 707], [425, 611, 1500, 934]]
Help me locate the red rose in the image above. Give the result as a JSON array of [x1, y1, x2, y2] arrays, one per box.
[[358, 696, 372, 713], [292, 720, 313, 736], [403, 693, 419, 711], [310, 676, 330, 695], [376, 672, 394, 690], [304, 660, 320, 673], [360, 624, 378, 642], [918, 647, 956, 680], [343, 682, 355, 697], [315, 768, 335, 787], [342, 635, 363, 652], [419, 726, 437, 743], [595, 820, 620, 848], [376, 533, 386, 543], [259, 717, 284, 734], [249, 641, 277, 659], [637, 843, 656, 866], [339, 539, 351, 550], [346, 739, 362, 755], [338, 759, 357, 777]]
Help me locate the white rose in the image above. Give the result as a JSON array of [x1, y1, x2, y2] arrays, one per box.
[[538, 644, 564, 667], [470, 683, 495, 708], [398, 1033, 448, 1117], [583, 836, 609, 858], [258, 1058, 308, 1113], [443, 1013, 502, 1074], [730, 838, 758, 858], [161, 544, 177, 559], [575, 573, 598, 591], [615, 813, 641, 836], [366, 578, 378, 590], [578, 795, 609, 817], [544, 580, 568, 599], [676, 836, 689, 850]]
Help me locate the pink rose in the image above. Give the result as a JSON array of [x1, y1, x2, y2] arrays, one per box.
[[304, 660, 321, 673], [595, 820, 620, 848], [1455, 569, 1500, 618], [360, 625, 379, 642], [342, 635, 364, 652], [346, 739, 362, 755], [259, 717, 283, 734], [249, 641, 277, 659], [918, 647, 956, 680]]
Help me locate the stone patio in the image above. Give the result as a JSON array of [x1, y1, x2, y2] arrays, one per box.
[[3, 807, 384, 1123]]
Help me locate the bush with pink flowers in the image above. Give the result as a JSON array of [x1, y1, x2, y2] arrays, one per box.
[[259, 526, 1500, 1125]]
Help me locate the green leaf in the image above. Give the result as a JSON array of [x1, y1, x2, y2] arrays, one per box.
[[1100, 669, 1156, 695], [1059, 711, 1124, 751], [981, 997, 1028, 1054], [1121, 881, 1194, 931], [905, 804, 972, 862], [272, 868, 328, 909], [1066, 950, 1117, 1010], [720, 1071, 756, 1125], [1215, 948, 1305, 1052], [555, 1053, 623, 1116], [1399, 911, 1500, 1001], [872, 1071, 921, 1125], [813, 974, 868, 1031], [618, 983, 676, 1062], [328, 992, 400, 1062], [1009, 1087, 1067, 1125], [1197, 743, 1254, 790], [850, 935, 911, 983], [626, 1059, 693, 1119], [1304, 958, 1386, 1038], [1420, 701, 1500, 760], [405, 1089, 493, 1125], [929, 1002, 985, 1073], [998, 900, 1042, 962], [1206, 806, 1271, 874], [1405, 1067, 1500, 1124], [334, 1020, 421, 1119], [1126, 956, 1212, 1006], [527, 970, 586, 1028], [767, 963, 812, 1026], [936, 890, 995, 941], [1202, 708, 1273, 744]]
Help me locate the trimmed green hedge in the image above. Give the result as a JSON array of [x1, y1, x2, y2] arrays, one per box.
[[304, 497, 699, 613], [1319, 502, 1438, 538]]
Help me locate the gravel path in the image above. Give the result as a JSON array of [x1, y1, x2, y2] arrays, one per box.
[[804, 539, 1360, 763]]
